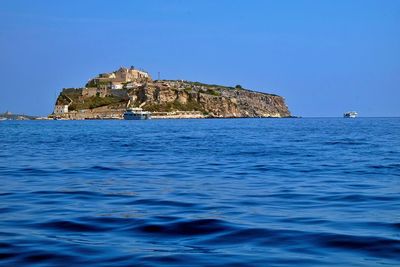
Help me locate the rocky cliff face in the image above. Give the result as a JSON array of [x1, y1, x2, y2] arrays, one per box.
[[54, 77, 291, 119], [128, 81, 290, 118]]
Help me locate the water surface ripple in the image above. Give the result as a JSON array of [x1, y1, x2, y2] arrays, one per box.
[[0, 118, 399, 266]]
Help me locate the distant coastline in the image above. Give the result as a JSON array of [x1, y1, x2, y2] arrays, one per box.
[[0, 111, 39, 121]]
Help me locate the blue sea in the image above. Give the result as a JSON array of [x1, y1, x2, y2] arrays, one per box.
[[0, 118, 399, 266]]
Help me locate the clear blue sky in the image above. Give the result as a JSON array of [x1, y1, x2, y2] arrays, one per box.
[[0, 0, 399, 116]]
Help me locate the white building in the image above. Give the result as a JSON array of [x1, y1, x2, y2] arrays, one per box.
[[111, 83, 123, 89], [125, 82, 141, 89], [54, 105, 68, 114]]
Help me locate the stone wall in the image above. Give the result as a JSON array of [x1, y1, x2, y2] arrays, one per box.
[[60, 106, 125, 120], [82, 87, 110, 97]]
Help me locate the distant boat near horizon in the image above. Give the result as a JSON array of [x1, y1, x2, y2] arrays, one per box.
[[343, 111, 358, 118]]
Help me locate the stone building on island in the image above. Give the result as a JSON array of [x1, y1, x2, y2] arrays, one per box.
[[53, 66, 151, 116], [54, 105, 69, 115], [90, 66, 151, 89]]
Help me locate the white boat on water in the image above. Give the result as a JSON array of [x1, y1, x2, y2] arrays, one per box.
[[123, 107, 151, 120], [343, 111, 358, 118]]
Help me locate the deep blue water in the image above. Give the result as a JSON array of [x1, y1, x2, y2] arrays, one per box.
[[0, 118, 399, 266]]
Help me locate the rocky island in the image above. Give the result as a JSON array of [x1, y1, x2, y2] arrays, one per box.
[[52, 66, 291, 119]]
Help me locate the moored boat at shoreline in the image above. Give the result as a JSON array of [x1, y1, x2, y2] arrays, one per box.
[[123, 107, 151, 120]]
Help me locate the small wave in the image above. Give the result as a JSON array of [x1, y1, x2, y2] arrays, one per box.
[[0, 242, 15, 250], [368, 163, 400, 170], [88, 165, 119, 171], [0, 252, 19, 261], [268, 193, 316, 199], [129, 198, 198, 208], [35, 220, 110, 233], [138, 254, 191, 265], [318, 233, 400, 259], [316, 194, 396, 202], [32, 190, 107, 201], [0, 207, 16, 214], [323, 140, 367, 146], [79, 216, 145, 228], [392, 222, 400, 230], [134, 218, 231, 236], [279, 217, 330, 225], [203, 226, 400, 259], [22, 251, 74, 264], [14, 167, 52, 177]]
